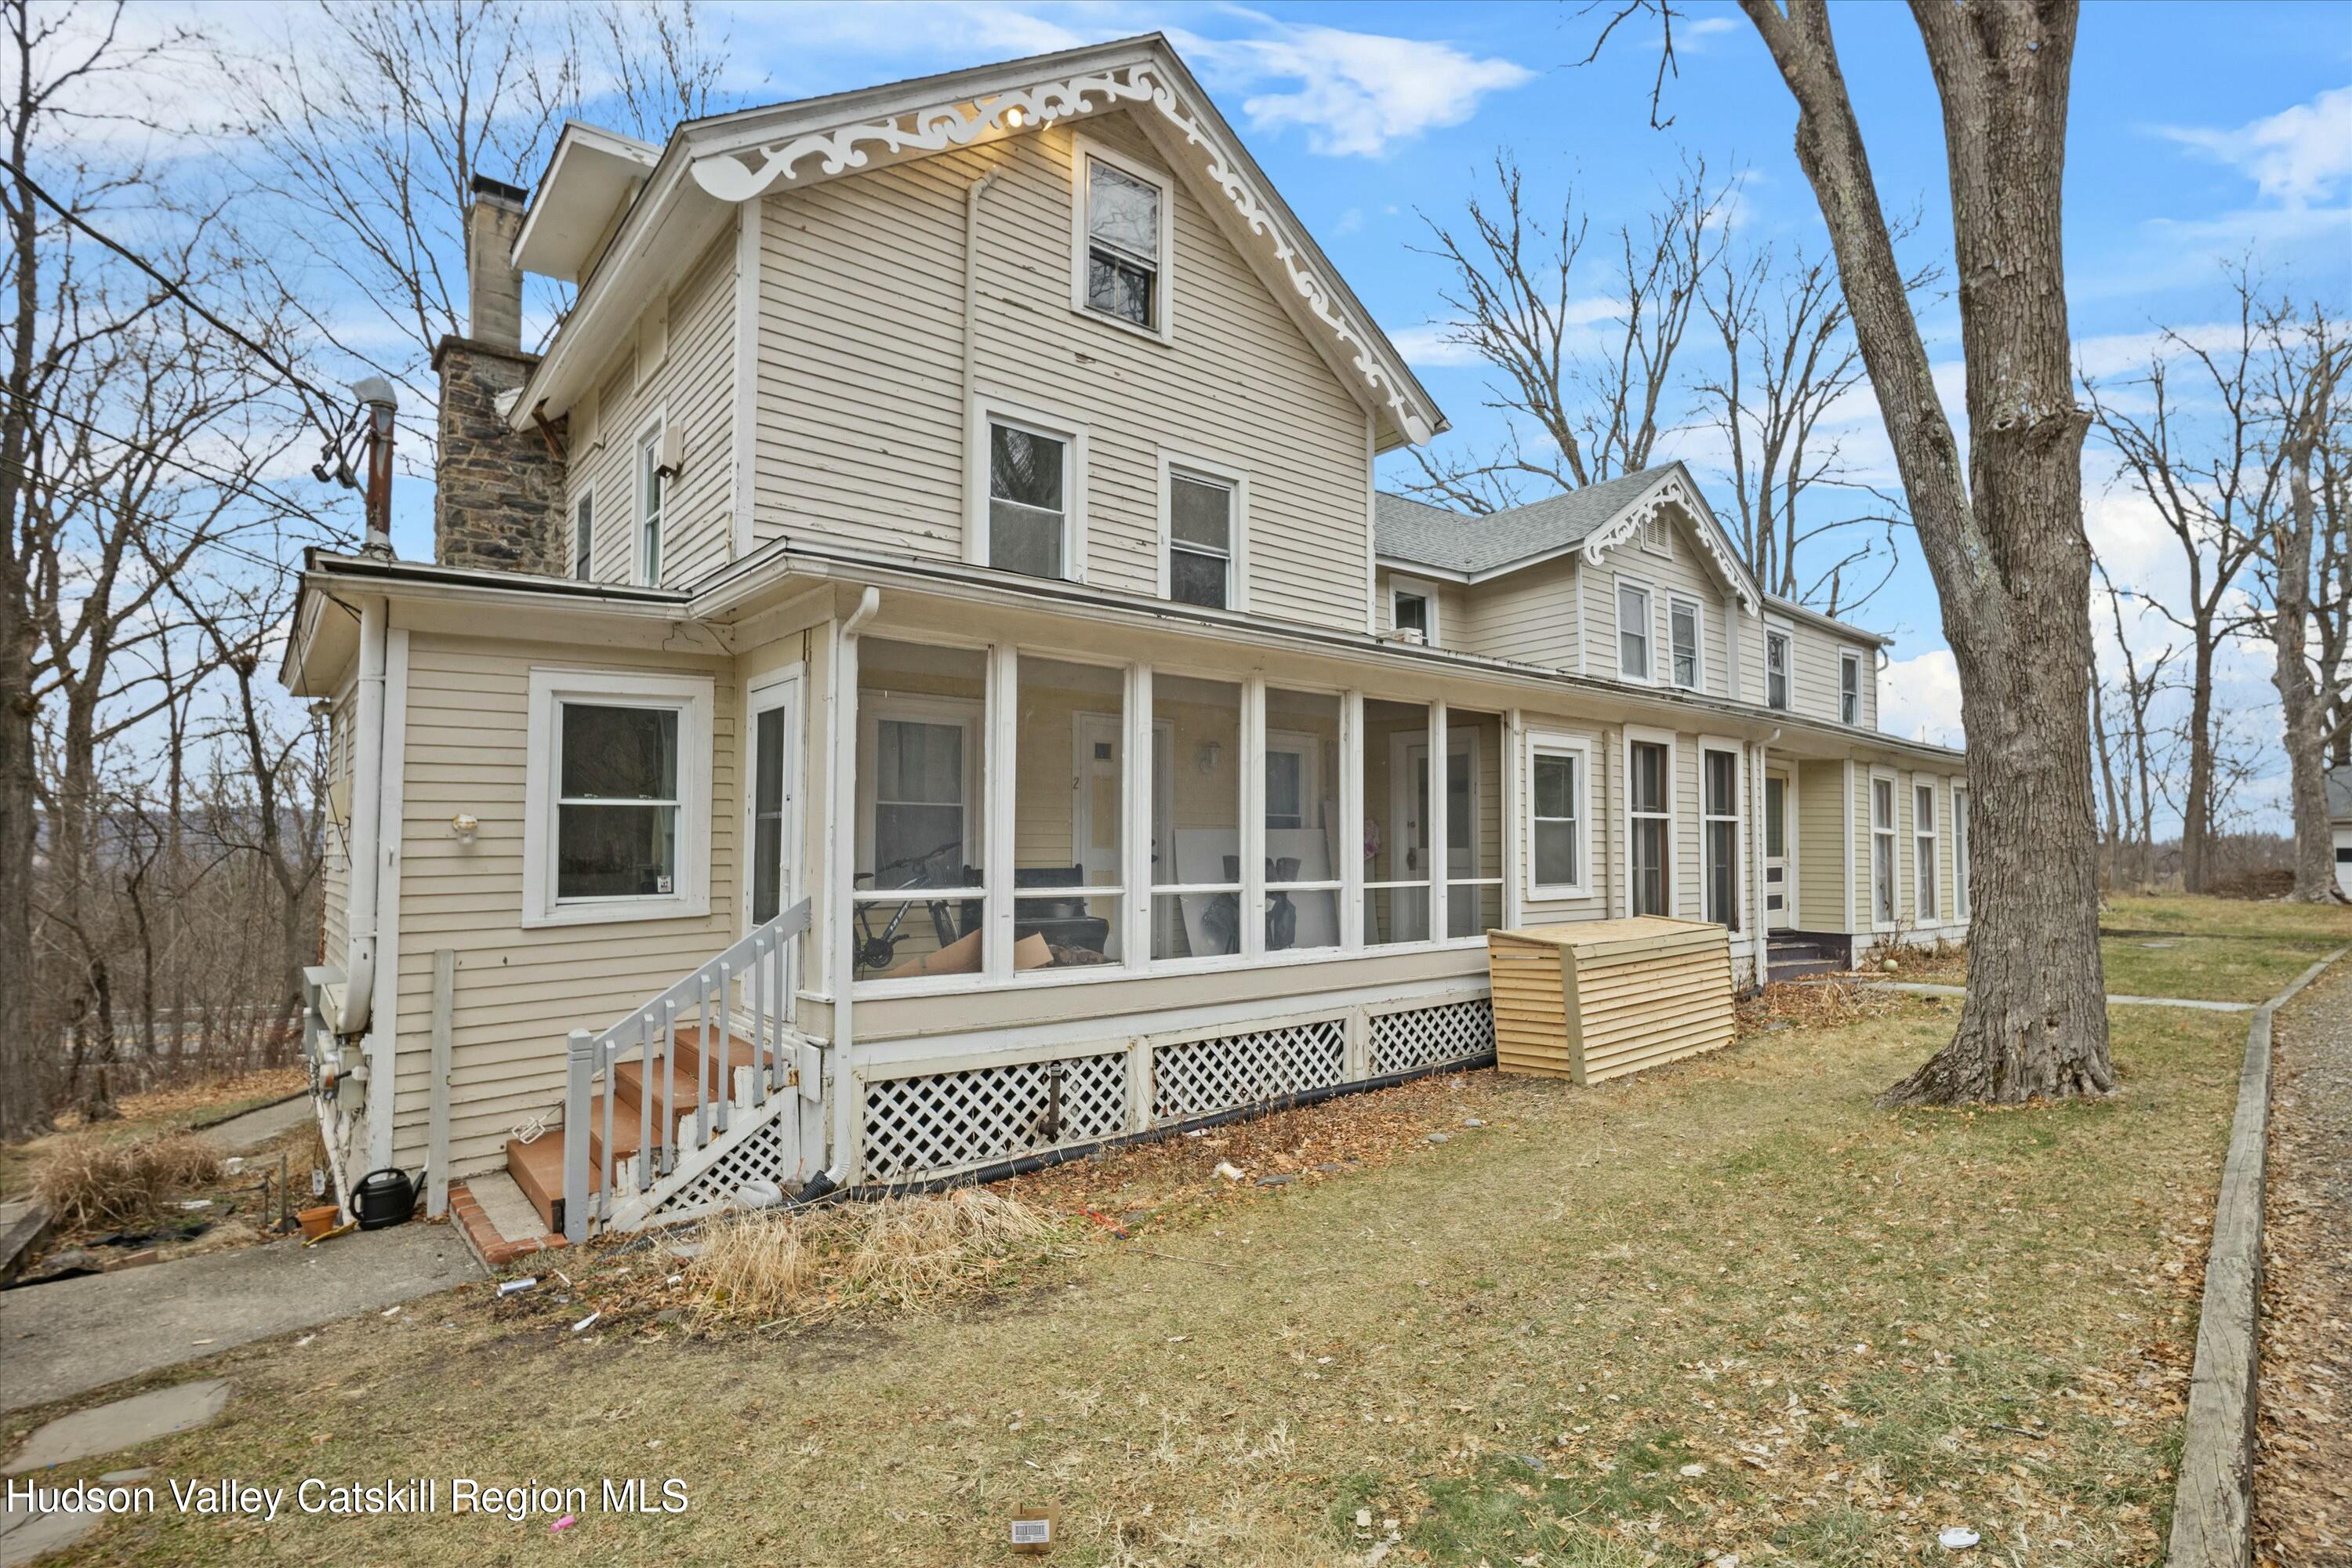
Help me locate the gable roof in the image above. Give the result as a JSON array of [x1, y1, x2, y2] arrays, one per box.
[[507, 34, 1446, 451]]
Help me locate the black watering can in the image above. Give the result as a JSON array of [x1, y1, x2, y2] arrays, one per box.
[[352, 1166, 424, 1230]]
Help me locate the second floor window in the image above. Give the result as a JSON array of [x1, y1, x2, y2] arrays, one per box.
[[1766, 630, 1791, 710], [1167, 473, 1232, 608], [1617, 583, 1653, 681], [1841, 650, 1863, 725], [637, 429, 664, 586], [988, 420, 1068, 579], [1392, 589, 1430, 641], [1085, 157, 1161, 331], [1669, 597, 1700, 690]]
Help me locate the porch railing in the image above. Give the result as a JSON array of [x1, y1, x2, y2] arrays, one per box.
[[562, 898, 813, 1243]]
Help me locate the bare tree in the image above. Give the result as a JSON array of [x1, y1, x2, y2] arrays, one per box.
[[2091, 564, 2173, 890], [1403, 154, 1733, 512], [1587, 0, 2117, 1102], [2084, 281, 2281, 894], [2261, 305, 2349, 902]]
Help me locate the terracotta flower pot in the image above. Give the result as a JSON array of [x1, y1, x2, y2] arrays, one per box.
[[297, 1204, 339, 1240]]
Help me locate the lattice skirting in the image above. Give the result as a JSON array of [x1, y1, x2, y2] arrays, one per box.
[[1151, 1017, 1347, 1120], [1370, 997, 1495, 1076], [862, 1051, 1129, 1183], [644, 1110, 797, 1223]]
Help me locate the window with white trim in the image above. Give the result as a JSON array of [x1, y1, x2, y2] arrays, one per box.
[[1702, 746, 1739, 930], [986, 417, 1071, 580], [1526, 735, 1589, 898], [1871, 775, 1897, 926], [523, 669, 712, 927], [1628, 737, 1671, 916], [1669, 596, 1701, 690], [1076, 144, 1168, 334], [636, 423, 666, 586], [1618, 582, 1653, 681], [1839, 648, 1864, 726], [572, 488, 593, 582], [1766, 628, 1792, 711], [1953, 784, 1971, 919], [1167, 470, 1234, 609], [1391, 586, 1432, 643], [1914, 781, 1940, 921]]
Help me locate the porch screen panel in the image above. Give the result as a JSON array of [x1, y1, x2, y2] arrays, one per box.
[[1151, 675, 1242, 960], [1445, 708, 1504, 938], [1263, 688, 1341, 953], [1629, 739, 1671, 917], [1363, 699, 1432, 944], [1015, 656, 1127, 967], [853, 640, 987, 983]]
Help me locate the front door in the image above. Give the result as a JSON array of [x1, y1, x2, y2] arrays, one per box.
[[1763, 769, 1792, 930], [746, 673, 801, 1008]]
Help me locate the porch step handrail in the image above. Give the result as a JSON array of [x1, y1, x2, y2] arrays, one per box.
[[562, 898, 812, 1243]]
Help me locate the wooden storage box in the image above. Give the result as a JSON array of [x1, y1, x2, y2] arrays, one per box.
[[1486, 917, 1735, 1084]]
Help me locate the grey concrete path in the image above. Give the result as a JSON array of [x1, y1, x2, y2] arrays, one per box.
[[1870, 980, 2256, 1012], [194, 1093, 314, 1153], [0, 1222, 479, 1415]]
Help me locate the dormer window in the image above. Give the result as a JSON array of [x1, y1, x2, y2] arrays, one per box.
[[1073, 138, 1172, 339]]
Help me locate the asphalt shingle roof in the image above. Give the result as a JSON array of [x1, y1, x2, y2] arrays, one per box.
[[1374, 467, 1677, 575]]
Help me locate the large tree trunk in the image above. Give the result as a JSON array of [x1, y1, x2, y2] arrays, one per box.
[[2181, 633, 2214, 893], [2276, 371, 2345, 903], [0, 14, 44, 1142], [1740, 0, 2113, 1102]]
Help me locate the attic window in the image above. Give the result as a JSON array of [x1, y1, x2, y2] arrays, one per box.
[[1073, 139, 1171, 337], [1640, 511, 1670, 554]]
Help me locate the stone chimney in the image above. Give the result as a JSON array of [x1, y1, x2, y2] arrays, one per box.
[[434, 175, 565, 573]]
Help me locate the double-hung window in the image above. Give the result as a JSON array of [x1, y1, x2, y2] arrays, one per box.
[[1076, 143, 1168, 336], [572, 488, 593, 582], [637, 425, 666, 586], [1392, 588, 1432, 642], [1527, 735, 1588, 898], [1669, 596, 1701, 690], [523, 670, 712, 927], [1839, 649, 1864, 726], [1628, 737, 1671, 916], [1915, 782, 1940, 921], [1165, 466, 1239, 610], [1618, 583, 1653, 682], [1766, 629, 1792, 710], [1702, 746, 1739, 930], [1871, 776, 1898, 926], [986, 417, 1072, 580]]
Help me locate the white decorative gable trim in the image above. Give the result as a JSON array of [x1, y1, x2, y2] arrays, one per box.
[[688, 62, 1436, 446], [1580, 470, 1761, 615]]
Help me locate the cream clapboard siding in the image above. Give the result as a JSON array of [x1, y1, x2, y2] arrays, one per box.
[[386, 633, 739, 1176], [1795, 759, 1846, 930], [750, 111, 1373, 632], [1459, 556, 1580, 670], [564, 233, 735, 589], [321, 682, 355, 964], [1374, 571, 1468, 646], [1581, 545, 1733, 698]]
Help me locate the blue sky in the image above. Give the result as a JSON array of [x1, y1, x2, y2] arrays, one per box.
[[253, 0, 2350, 826]]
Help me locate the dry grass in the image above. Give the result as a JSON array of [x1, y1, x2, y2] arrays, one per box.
[[692, 1188, 1069, 1323], [32, 1132, 225, 1229]]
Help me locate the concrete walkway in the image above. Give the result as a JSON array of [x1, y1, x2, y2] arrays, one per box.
[[0, 1222, 480, 1415], [1871, 980, 2256, 1013], [194, 1093, 315, 1153]]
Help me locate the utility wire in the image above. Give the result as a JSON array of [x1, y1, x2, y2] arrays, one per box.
[[5, 385, 347, 532]]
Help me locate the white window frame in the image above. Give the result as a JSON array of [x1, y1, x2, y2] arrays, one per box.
[[634, 413, 667, 587], [1668, 593, 1704, 691], [1388, 578, 1439, 644], [855, 691, 986, 914], [1914, 779, 1940, 923], [1765, 623, 1794, 712], [1156, 449, 1248, 612], [1869, 769, 1899, 931], [1068, 132, 1175, 343], [1623, 726, 1677, 918], [1951, 779, 1970, 920], [1616, 575, 1656, 684], [967, 392, 1088, 583], [1700, 739, 1743, 931], [572, 481, 595, 583], [1525, 731, 1593, 901], [1839, 648, 1865, 727], [522, 667, 713, 928]]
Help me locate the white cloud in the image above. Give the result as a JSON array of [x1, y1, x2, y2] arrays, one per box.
[[1384, 323, 1484, 368], [1179, 23, 1532, 157], [1879, 650, 1965, 748], [2157, 85, 2352, 206]]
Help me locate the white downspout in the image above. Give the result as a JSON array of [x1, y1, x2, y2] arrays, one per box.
[[336, 596, 388, 1033], [959, 165, 1000, 564]]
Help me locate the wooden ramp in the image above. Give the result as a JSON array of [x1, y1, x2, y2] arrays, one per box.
[[1486, 917, 1735, 1084]]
